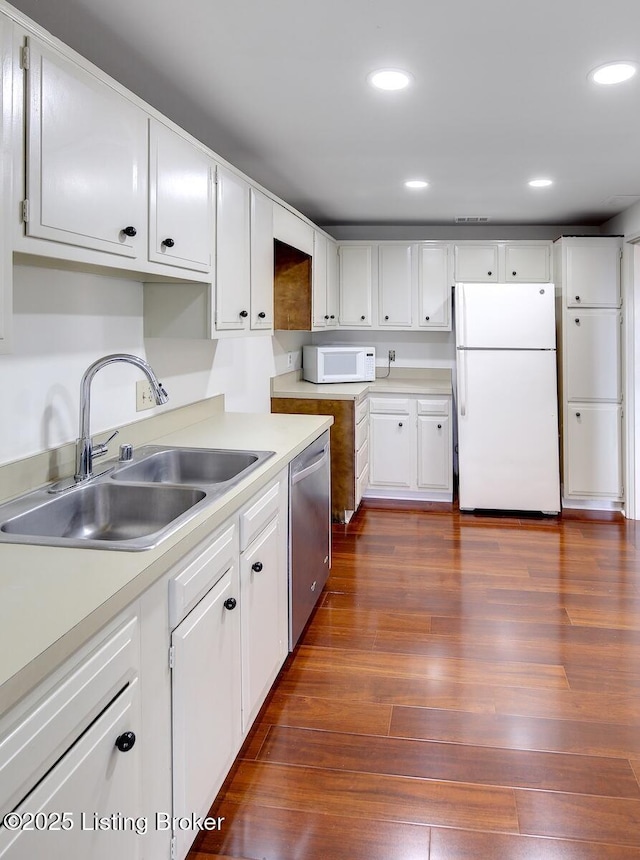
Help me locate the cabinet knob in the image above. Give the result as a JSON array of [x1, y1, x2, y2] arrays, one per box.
[[398, 422, 403, 427], [239, 310, 249, 318], [437, 423, 442, 429], [115, 731, 136, 753], [575, 295, 581, 302], [360, 315, 366, 321], [487, 271, 492, 276], [330, 315, 335, 319], [384, 315, 389, 321], [161, 237, 175, 248], [512, 271, 517, 276], [122, 226, 137, 237], [575, 318, 580, 325], [425, 315, 430, 321], [224, 597, 237, 610], [258, 311, 266, 319], [324, 314, 329, 320], [575, 412, 581, 418], [251, 561, 263, 573]]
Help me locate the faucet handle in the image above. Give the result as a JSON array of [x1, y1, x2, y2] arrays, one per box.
[[93, 429, 119, 459]]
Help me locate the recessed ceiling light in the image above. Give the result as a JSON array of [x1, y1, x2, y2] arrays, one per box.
[[405, 179, 428, 189], [589, 62, 637, 85], [529, 178, 553, 188], [367, 68, 412, 91]]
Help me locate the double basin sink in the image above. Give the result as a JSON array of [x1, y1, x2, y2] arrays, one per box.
[[0, 446, 275, 551]]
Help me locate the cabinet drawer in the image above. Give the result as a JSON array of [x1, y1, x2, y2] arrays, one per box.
[[0, 616, 139, 817], [355, 415, 369, 451], [356, 437, 369, 478], [169, 522, 238, 629], [355, 397, 369, 425], [239, 478, 282, 551], [369, 397, 411, 415], [417, 398, 449, 416]]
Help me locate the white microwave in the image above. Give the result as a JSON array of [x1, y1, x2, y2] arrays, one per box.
[[302, 345, 376, 384]]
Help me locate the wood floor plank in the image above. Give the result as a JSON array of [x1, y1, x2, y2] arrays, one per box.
[[389, 705, 640, 759], [259, 691, 393, 736], [429, 827, 640, 859], [256, 725, 640, 798], [222, 760, 519, 832], [494, 686, 640, 726], [191, 801, 431, 859], [516, 789, 640, 846]]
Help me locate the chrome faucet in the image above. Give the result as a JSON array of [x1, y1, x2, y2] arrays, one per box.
[[75, 353, 168, 482]]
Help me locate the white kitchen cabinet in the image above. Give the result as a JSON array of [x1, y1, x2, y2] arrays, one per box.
[[565, 404, 623, 499], [148, 119, 213, 272], [418, 243, 451, 329], [312, 230, 328, 328], [339, 244, 373, 326], [379, 244, 413, 327], [504, 244, 550, 282], [24, 37, 147, 258], [171, 566, 240, 860], [273, 203, 314, 255], [250, 188, 274, 330], [454, 244, 499, 282], [366, 394, 453, 501], [326, 238, 339, 327], [565, 309, 622, 401], [215, 165, 252, 331], [0, 13, 11, 354], [563, 239, 622, 307], [354, 395, 369, 510]]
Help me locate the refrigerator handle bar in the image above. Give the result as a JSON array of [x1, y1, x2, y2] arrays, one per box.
[[459, 349, 467, 417], [456, 283, 466, 347]]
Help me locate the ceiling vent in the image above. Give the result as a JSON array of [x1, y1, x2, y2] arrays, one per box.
[[454, 215, 491, 224]]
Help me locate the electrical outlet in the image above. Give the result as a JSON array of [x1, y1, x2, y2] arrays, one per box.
[[136, 379, 156, 411], [287, 352, 294, 368], [388, 349, 396, 362]]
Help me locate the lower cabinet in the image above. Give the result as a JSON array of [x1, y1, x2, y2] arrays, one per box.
[[564, 403, 623, 499], [366, 395, 453, 501]]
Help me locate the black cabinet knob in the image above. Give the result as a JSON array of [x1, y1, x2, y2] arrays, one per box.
[[115, 731, 136, 752], [239, 310, 249, 318], [324, 314, 329, 320], [258, 311, 266, 319], [161, 238, 175, 248], [224, 597, 237, 610], [425, 315, 430, 321], [487, 271, 492, 276], [575, 318, 580, 325], [575, 295, 581, 302], [398, 422, 403, 427], [437, 423, 442, 429], [122, 226, 137, 237], [512, 271, 517, 276], [576, 412, 581, 418], [360, 315, 366, 321], [384, 315, 389, 321], [251, 561, 263, 573], [330, 315, 335, 319]]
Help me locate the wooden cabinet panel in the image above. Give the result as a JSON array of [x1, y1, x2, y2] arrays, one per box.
[[274, 240, 312, 330]]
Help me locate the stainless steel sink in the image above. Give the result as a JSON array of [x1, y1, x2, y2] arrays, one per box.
[[110, 446, 270, 485], [0, 445, 275, 551]]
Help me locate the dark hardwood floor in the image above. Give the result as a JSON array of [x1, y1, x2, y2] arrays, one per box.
[[189, 502, 640, 859]]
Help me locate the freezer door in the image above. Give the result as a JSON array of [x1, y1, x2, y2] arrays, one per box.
[[456, 282, 556, 349], [457, 349, 560, 512]]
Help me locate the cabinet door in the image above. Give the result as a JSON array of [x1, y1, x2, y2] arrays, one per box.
[[565, 404, 622, 498], [417, 415, 452, 490], [418, 244, 451, 328], [0, 683, 141, 859], [454, 245, 498, 282], [215, 166, 251, 330], [565, 309, 621, 401], [312, 231, 328, 327], [369, 413, 414, 488], [326, 239, 339, 327], [564, 241, 621, 307], [240, 517, 283, 732], [379, 244, 412, 327], [250, 188, 274, 330], [505, 245, 550, 282], [0, 15, 10, 354], [149, 120, 213, 272], [171, 568, 240, 860], [339, 245, 373, 326], [25, 38, 147, 258]]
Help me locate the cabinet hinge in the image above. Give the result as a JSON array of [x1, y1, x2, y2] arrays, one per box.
[[20, 45, 30, 70], [170, 835, 177, 860], [168, 645, 175, 670], [21, 200, 30, 223]]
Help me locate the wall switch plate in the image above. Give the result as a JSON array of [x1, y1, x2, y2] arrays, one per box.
[[136, 379, 156, 411], [287, 352, 294, 368]]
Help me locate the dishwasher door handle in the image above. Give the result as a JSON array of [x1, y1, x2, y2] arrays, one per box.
[[291, 445, 329, 485]]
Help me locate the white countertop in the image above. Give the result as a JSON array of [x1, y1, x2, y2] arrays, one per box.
[[271, 367, 453, 400], [0, 408, 331, 716]]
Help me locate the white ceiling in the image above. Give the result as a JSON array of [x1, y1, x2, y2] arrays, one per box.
[[8, 0, 640, 228]]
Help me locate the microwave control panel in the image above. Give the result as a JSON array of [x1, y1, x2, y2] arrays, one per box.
[[364, 351, 376, 381]]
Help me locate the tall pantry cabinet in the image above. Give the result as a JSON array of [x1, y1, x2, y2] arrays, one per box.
[[555, 236, 623, 505]]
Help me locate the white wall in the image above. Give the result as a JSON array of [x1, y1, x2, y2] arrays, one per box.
[[312, 328, 455, 375], [0, 265, 275, 466]]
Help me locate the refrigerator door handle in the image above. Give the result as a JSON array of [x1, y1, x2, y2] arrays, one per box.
[[456, 283, 466, 347], [459, 349, 467, 417]]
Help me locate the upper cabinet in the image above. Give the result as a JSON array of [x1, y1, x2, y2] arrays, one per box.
[[148, 120, 213, 273], [24, 37, 148, 258], [249, 188, 274, 330], [312, 232, 338, 329], [453, 242, 551, 283], [379, 244, 412, 327], [0, 14, 12, 354], [562, 238, 622, 307], [418, 243, 451, 330], [215, 166, 251, 331], [339, 245, 373, 326]]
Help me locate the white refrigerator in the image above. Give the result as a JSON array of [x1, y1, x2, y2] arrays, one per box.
[[455, 282, 561, 513]]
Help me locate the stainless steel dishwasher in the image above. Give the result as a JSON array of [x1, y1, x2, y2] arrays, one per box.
[[289, 430, 331, 648]]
